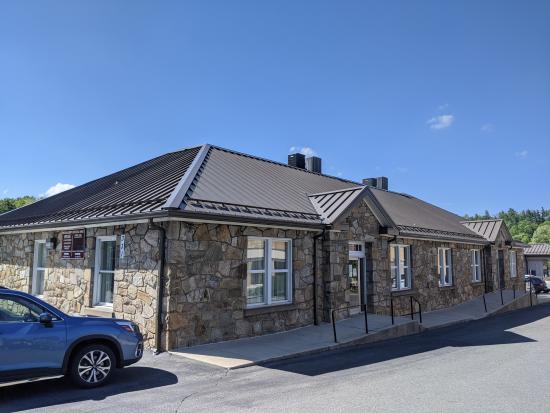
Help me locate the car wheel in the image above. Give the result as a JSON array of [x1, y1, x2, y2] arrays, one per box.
[[69, 344, 116, 388]]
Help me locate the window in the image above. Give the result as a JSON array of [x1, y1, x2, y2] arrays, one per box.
[[510, 251, 517, 278], [32, 240, 46, 296], [471, 250, 481, 282], [438, 248, 453, 286], [0, 295, 43, 323], [246, 238, 292, 307], [390, 244, 412, 291], [93, 236, 116, 306]]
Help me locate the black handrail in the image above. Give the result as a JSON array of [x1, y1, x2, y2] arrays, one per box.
[[482, 294, 488, 312], [330, 304, 368, 343], [410, 296, 423, 323]]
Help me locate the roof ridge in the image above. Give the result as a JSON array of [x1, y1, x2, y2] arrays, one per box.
[[461, 218, 503, 223], [208, 144, 361, 186]]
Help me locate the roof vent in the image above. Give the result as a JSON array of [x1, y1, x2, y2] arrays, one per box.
[[288, 153, 306, 169], [305, 156, 322, 174], [363, 177, 388, 190]]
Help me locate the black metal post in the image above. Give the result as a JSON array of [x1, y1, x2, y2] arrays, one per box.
[[418, 301, 422, 323], [390, 297, 395, 325], [482, 294, 487, 313], [363, 304, 369, 334], [529, 288, 533, 307], [410, 296, 414, 320], [513, 285, 516, 299], [500, 288, 504, 305], [331, 310, 337, 343]]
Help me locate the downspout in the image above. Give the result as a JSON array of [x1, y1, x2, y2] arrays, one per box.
[[149, 219, 166, 354], [312, 229, 325, 326]]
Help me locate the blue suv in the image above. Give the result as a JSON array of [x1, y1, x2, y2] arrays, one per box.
[[0, 286, 143, 388]]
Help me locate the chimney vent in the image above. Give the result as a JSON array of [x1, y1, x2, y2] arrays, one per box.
[[288, 153, 306, 169], [305, 156, 322, 174], [363, 177, 388, 190]]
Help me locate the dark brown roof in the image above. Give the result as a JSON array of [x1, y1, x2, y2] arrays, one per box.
[[0, 147, 201, 229], [524, 243, 550, 256]]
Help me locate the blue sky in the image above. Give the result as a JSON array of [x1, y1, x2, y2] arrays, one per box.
[[1, 1, 548, 215]]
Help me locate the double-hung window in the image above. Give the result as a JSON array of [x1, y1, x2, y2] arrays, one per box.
[[390, 244, 412, 291], [510, 251, 517, 278], [438, 248, 453, 286], [93, 236, 116, 306], [246, 238, 292, 307], [32, 240, 46, 296], [471, 250, 481, 282]]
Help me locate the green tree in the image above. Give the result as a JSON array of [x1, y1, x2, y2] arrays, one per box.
[[510, 220, 539, 243], [0, 196, 36, 214], [531, 222, 550, 244]]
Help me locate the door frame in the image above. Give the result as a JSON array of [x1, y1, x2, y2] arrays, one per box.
[[348, 242, 367, 308], [93, 235, 117, 307]]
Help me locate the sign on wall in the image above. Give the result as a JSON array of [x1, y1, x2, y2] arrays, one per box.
[[61, 231, 86, 259], [119, 234, 125, 259]]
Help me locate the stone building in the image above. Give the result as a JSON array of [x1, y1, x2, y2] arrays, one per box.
[[523, 243, 550, 278], [0, 144, 526, 351]]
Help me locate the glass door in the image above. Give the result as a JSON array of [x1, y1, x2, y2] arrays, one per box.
[[94, 236, 116, 306]]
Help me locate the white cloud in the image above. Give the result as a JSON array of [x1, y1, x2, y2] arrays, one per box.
[[437, 103, 449, 111], [42, 183, 75, 198], [515, 150, 528, 160], [481, 123, 494, 133], [289, 146, 317, 157], [427, 114, 454, 130]]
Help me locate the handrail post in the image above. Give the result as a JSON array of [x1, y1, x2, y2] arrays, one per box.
[[418, 300, 422, 323], [500, 288, 504, 306], [410, 296, 414, 320], [390, 296, 395, 325], [483, 294, 487, 313], [529, 287, 533, 307], [513, 285, 516, 299], [363, 304, 369, 334], [331, 309, 338, 343]]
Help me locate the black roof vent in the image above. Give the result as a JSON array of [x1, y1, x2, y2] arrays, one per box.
[[288, 153, 306, 169], [363, 177, 388, 190], [305, 156, 322, 174]]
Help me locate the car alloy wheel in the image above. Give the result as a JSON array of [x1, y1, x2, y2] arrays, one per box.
[[78, 350, 112, 384]]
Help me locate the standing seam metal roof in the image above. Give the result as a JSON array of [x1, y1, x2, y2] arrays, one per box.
[[524, 243, 550, 256], [460, 219, 504, 243]]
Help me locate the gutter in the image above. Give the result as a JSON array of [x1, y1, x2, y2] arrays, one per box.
[[312, 229, 325, 325], [148, 218, 166, 354]]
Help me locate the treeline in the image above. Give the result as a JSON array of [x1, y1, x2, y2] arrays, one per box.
[[0, 196, 36, 214], [464, 208, 550, 244]]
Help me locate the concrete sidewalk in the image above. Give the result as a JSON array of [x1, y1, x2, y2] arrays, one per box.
[[169, 289, 536, 369]]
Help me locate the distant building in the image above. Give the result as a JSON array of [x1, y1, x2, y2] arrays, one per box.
[[524, 244, 550, 277]]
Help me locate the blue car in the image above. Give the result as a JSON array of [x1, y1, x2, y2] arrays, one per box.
[[0, 286, 143, 388]]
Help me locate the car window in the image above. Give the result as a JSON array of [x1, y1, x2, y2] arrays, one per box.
[[0, 295, 47, 323]]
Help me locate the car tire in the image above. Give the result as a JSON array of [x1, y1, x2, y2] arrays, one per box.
[[69, 344, 116, 388]]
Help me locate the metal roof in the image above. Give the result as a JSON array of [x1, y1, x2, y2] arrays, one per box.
[[524, 243, 550, 256], [0, 147, 201, 229], [461, 219, 505, 243], [308, 187, 367, 224], [367, 188, 486, 243]]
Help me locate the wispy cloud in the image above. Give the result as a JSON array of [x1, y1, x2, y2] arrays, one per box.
[[515, 150, 528, 160], [437, 103, 449, 111], [427, 114, 454, 130], [289, 146, 317, 157], [41, 183, 75, 198], [396, 167, 409, 173], [2, 189, 8, 196], [481, 123, 494, 133]]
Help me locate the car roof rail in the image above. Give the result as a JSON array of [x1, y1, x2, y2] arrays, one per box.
[[0, 286, 8, 289]]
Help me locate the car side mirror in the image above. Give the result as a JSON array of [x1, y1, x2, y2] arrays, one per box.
[[39, 312, 53, 326]]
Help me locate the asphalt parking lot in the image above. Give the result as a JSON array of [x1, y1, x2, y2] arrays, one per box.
[[2, 301, 550, 413]]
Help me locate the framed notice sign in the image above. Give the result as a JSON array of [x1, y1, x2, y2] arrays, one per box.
[[61, 231, 86, 259]]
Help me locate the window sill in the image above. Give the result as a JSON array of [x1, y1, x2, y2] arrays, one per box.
[[390, 289, 416, 297], [244, 303, 296, 317], [471, 281, 484, 286], [83, 306, 114, 318], [438, 285, 455, 290]]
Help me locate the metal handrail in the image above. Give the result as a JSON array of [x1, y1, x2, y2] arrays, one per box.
[[330, 304, 368, 343], [389, 294, 422, 325]]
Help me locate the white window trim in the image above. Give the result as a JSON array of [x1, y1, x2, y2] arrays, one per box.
[[471, 249, 481, 282], [438, 248, 453, 287], [93, 235, 117, 307], [390, 244, 412, 291], [246, 237, 293, 309], [510, 251, 517, 278], [349, 241, 365, 259], [32, 240, 46, 296]]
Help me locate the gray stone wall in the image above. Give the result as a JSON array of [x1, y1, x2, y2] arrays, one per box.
[[0, 224, 160, 348], [163, 221, 316, 349]]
